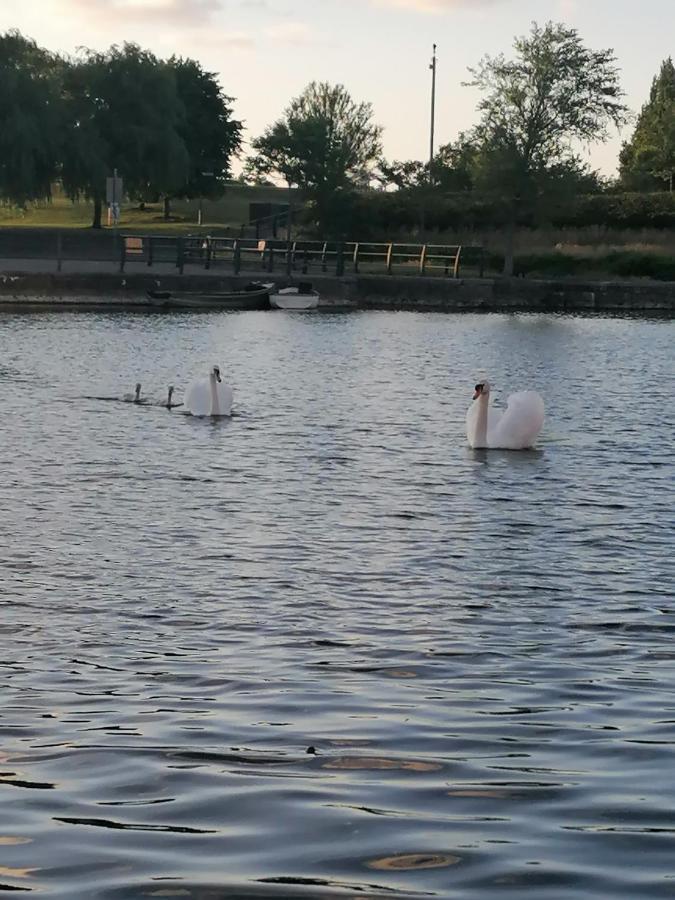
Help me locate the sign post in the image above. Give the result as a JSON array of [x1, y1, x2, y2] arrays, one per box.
[[106, 169, 123, 226]]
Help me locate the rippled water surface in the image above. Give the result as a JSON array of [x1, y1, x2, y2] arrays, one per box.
[[1, 308, 674, 899]]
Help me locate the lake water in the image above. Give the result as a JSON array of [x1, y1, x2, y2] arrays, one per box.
[[1, 308, 674, 899]]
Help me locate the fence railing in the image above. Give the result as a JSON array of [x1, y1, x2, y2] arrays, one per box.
[[120, 235, 486, 278]]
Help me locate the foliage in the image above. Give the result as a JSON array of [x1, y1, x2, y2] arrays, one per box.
[[61, 43, 189, 226], [0, 30, 63, 204], [247, 81, 382, 236], [465, 21, 629, 272], [166, 56, 243, 201], [620, 58, 675, 192]]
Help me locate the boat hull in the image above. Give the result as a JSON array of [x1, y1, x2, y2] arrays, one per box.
[[147, 284, 273, 310], [269, 290, 320, 310]]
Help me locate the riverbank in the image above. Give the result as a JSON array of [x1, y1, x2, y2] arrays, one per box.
[[0, 265, 673, 313]]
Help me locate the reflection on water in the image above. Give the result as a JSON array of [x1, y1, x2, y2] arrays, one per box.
[[0, 309, 673, 899]]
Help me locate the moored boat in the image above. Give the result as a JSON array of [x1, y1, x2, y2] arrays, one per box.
[[147, 282, 274, 309], [269, 282, 320, 310]]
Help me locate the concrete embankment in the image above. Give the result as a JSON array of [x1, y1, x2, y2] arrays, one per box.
[[0, 268, 673, 313]]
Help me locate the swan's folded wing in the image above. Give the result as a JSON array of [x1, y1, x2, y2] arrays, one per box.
[[492, 391, 545, 449]]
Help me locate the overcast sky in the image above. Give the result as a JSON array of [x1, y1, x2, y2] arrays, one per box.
[[5, 0, 674, 176]]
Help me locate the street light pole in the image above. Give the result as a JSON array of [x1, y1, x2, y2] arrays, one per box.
[[429, 44, 437, 185]]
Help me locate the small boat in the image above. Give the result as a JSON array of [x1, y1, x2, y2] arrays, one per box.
[[147, 281, 274, 309], [269, 282, 320, 310]]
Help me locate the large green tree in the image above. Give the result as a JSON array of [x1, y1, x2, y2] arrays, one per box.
[[61, 43, 189, 228], [247, 81, 382, 236], [163, 56, 242, 220], [466, 21, 629, 274], [620, 58, 675, 192], [0, 30, 63, 205]]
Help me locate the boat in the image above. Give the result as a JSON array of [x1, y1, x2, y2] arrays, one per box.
[[269, 282, 320, 310], [146, 281, 274, 309]]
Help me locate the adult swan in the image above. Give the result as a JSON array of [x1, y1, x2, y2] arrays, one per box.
[[184, 366, 233, 417], [466, 381, 544, 450]]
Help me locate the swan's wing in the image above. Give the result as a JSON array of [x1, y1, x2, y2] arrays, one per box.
[[214, 382, 233, 416], [491, 391, 545, 449], [185, 380, 210, 417]]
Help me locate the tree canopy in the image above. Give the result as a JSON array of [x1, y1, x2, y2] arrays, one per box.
[[465, 21, 629, 272], [247, 81, 382, 235], [0, 30, 63, 205], [0, 30, 242, 227], [620, 58, 675, 192]]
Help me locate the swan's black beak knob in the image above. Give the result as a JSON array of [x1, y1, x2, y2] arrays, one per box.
[[473, 383, 483, 400]]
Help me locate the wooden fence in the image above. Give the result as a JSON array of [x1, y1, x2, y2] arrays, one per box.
[[120, 235, 486, 278]]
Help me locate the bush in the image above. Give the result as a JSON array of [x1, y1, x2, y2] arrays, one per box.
[[494, 251, 675, 280]]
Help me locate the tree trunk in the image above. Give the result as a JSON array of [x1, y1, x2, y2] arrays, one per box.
[[164, 197, 171, 220], [92, 196, 102, 230], [502, 216, 516, 276]]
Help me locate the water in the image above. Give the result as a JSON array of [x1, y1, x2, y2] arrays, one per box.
[[1, 308, 674, 899]]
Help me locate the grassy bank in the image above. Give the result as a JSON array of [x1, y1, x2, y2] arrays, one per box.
[[0, 183, 293, 232]]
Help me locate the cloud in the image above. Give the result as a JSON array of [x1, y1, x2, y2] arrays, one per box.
[[264, 21, 315, 45], [372, 0, 501, 10], [64, 0, 225, 26]]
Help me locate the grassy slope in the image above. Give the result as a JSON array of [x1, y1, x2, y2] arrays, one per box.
[[0, 183, 293, 232]]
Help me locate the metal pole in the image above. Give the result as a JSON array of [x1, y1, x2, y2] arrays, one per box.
[[429, 44, 437, 184]]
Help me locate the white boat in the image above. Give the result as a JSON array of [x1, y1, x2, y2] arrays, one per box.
[[269, 283, 320, 310]]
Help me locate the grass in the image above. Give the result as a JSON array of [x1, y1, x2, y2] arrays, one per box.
[[0, 183, 295, 232]]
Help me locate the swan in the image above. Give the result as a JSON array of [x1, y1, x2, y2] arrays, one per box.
[[164, 386, 183, 409], [466, 380, 545, 450], [184, 366, 233, 417], [123, 383, 144, 404]]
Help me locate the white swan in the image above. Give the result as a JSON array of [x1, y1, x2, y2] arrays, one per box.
[[466, 380, 545, 450], [184, 366, 233, 417]]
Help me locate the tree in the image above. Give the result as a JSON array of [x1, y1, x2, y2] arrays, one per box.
[[164, 57, 242, 220], [620, 58, 675, 192], [247, 82, 382, 236], [466, 21, 629, 274], [0, 30, 63, 205], [61, 43, 188, 228]]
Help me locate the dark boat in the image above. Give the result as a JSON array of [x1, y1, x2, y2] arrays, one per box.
[[146, 281, 274, 309]]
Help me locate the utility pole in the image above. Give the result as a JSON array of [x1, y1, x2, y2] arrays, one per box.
[[429, 43, 437, 184]]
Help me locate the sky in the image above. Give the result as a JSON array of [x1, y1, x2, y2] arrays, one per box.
[[4, 0, 674, 176]]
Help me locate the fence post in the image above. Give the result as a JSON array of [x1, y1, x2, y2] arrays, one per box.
[[119, 235, 126, 273], [204, 237, 211, 270], [177, 237, 185, 275], [386, 243, 393, 274], [321, 242, 328, 273], [479, 245, 485, 278], [233, 241, 241, 275], [336, 243, 344, 277], [267, 247, 275, 273], [419, 245, 427, 276], [147, 236, 153, 267], [285, 242, 292, 276], [353, 243, 360, 274], [302, 249, 309, 275], [453, 246, 462, 279], [56, 231, 63, 273]]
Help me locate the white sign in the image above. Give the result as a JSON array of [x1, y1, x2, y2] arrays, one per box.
[[106, 176, 123, 205]]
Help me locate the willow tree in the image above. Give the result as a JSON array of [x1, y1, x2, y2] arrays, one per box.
[[620, 58, 675, 192], [0, 30, 62, 205], [466, 21, 629, 274], [247, 82, 382, 236], [164, 56, 243, 220], [61, 43, 189, 228]]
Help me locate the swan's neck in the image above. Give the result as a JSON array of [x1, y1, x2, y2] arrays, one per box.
[[209, 374, 220, 416], [473, 394, 489, 448]]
